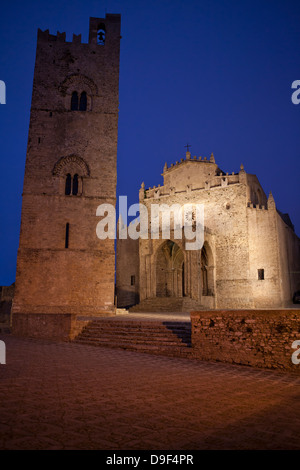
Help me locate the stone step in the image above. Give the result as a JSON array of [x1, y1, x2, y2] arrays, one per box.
[[78, 319, 191, 328], [81, 322, 191, 333], [76, 328, 191, 345], [128, 297, 204, 313], [75, 338, 192, 357], [78, 329, 191, 340], [78, 320, 191, 331], [73, 318, 192, 357], [76, 335, 189, 348]]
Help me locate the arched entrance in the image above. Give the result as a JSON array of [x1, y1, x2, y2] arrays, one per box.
[[156, 240, 184, 297]]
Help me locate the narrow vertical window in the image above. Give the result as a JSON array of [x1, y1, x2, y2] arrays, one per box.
[[79, 91, 87, 111], [131, 275, 135, 286], [72, 174, 79, 196], [65, 223, 69, 249], [65, 173, 71, 195], [71, 91, 78, 110], [258, 269, 264, 280]]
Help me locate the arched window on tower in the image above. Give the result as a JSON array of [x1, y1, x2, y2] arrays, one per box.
[[71, 91, 79, 110], [79, 91, 87, 111], [97, 23, 106, 45], [72, 174, 79, 196], [65, 173, 72, 195]]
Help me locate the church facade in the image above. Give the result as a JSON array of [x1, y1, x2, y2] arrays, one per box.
[[116, 151, 300, 310]]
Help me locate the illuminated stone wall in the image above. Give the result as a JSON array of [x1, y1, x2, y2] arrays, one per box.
[[116, 233, 140, 308], [191, 309, 300, 372], [12, 15, 121, 327], [133, 152, 300, 309]]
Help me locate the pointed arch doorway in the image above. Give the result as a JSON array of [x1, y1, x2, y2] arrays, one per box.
[[156, 240, 184, 298]]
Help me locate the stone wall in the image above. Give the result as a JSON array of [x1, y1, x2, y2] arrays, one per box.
[[276, 211, 300, 304], [191, 310, 300, 373], [0, 283, 15, 331], [116, 234, 139, 308], [12, 313, 77, 341]]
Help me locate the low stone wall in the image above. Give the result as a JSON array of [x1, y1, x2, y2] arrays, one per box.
[[12, 313, 77, 341], [191, 310, 300, 373]]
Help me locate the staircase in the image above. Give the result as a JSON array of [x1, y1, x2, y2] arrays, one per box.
[[129, 297, 183, 313], [73, 317, 192, 358], [128, 297, 204, 313]]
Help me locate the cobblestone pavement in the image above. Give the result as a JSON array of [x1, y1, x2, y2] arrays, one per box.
[[0, 333, 300, 450]]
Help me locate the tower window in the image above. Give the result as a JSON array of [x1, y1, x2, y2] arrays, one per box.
[[71, 91, 79, 110], [65, 173, 81, 196], [97, 24, 106, 45], [65, 173, 72, 195], [79, 92, 87, 111], [71, 91, 87, 111], [131, 275, 135, 286], [258, 269, 264, 280], [72, 174, 79, 196], [65, 223, 69, 249]]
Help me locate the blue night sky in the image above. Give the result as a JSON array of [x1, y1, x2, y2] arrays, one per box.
[[0, 0, 299, 285]]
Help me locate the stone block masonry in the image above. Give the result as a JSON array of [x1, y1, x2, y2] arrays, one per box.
[[12, 15, 121, 335], [134, 152, 300, 310], [191, 309, 300, 373]]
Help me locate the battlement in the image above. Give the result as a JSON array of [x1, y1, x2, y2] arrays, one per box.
[[247, 202, 266, 210], [140, 150, 249, 200], [37, 14, 121, 46], [144, 172, 242, 200], [163, 151, 216, 174], [37, 28, 82, 44]]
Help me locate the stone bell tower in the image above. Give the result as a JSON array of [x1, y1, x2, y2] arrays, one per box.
[[12, 15, 121, 337]]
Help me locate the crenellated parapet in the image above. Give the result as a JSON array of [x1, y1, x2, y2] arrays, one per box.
[[143, 170, 241, 200], [247, 202, 266, 210], [37, 28, 82, 44], [246, 192, 276, 212], [162, 151, 217, 174], [143, 151, 271, 219], [36, 14, 121, 46]]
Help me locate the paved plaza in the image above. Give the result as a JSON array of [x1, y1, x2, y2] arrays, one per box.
[[0, 332, 300, 450]]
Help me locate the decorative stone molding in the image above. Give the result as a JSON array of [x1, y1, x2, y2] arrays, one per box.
[[59, 73, 98, 96], [52, 155, 90, 176]]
